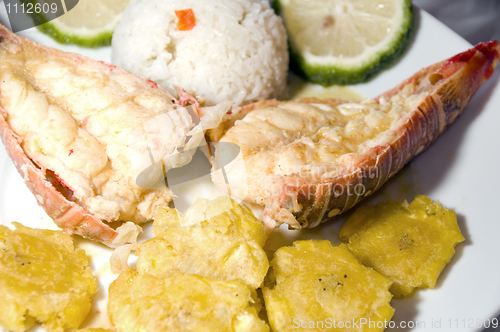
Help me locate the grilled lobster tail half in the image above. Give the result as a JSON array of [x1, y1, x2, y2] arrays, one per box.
[[213, 41, 499, 232], [284, 41, 499, 228], [0, 25, 223, 244], [0, 115, 118, 242]]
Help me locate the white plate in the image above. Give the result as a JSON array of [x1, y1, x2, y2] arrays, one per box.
[[1, 5, 500, 332]]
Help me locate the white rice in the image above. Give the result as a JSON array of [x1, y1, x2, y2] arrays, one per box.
[[111, 0, 288, 106]]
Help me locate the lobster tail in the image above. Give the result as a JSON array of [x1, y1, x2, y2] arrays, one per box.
[[268, 41, 499, 229]]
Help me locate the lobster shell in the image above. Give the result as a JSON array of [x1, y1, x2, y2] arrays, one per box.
[[213, 41, 499, 230]]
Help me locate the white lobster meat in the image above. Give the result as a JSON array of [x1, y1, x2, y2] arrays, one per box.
[[0, 25, 230, 245]]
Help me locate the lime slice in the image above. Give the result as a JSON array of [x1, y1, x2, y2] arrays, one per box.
[[33, 0, 132, 48], [274, 0, 413, 85]]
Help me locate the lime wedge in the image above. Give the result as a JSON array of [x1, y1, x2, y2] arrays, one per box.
[[33, 0, 132, 48], [274, 0, 413, 85]]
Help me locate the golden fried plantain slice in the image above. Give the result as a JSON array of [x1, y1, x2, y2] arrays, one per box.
[[339, 195, 464, 298], [108, 269, 269, 332], [136, 196, 269, 288], [263, 240, 394, 332], [0, 223, 97, 332]]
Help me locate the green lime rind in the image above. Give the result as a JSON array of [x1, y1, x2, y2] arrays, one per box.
[[36, 21, 113, 48], [274, 0, 414, 86], [23, 0, 113, 48]]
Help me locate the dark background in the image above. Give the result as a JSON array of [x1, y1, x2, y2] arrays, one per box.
[[414, 0, 500, 45]]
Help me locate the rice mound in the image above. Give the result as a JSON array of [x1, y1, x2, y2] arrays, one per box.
[[112, 0, 288, 106]]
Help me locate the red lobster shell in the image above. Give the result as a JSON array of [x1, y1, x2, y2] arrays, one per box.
[[212, 41, 499, 231]]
